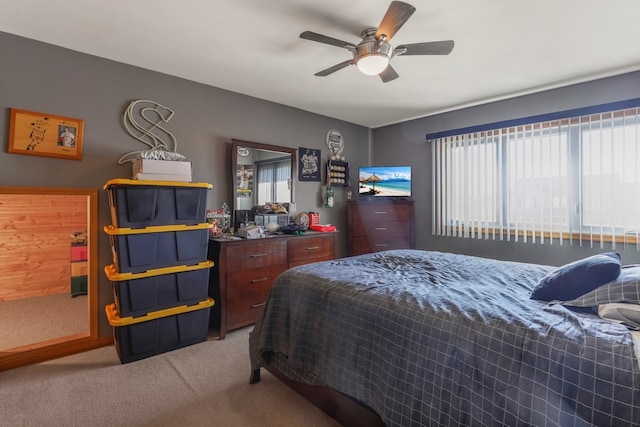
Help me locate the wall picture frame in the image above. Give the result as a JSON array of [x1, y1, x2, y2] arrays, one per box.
[[298, 147, 321, 182], [236, 164, 253, 197], [8, 108, 84, 161]]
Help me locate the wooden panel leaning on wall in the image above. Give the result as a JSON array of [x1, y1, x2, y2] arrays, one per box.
[[0, 194, 87, 301]]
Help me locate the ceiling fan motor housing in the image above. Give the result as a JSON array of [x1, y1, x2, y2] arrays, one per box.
[[354, 28, 393, 75], [356, 28, 393, 61], [356, 39, 393, 61]]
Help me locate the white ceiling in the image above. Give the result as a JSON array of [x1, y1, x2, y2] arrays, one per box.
[[2, 0, 640, 128]]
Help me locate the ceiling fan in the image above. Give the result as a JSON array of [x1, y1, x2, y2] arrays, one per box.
[[300, 1, 454, 83]]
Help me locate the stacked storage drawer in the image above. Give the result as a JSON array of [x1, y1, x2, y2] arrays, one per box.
[[103, 179, 214, 363], [70, 240, 88, 297]]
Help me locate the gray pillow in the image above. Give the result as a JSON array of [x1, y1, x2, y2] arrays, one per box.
[[562, 265, 640, 307], [598, 303, 640, 329]]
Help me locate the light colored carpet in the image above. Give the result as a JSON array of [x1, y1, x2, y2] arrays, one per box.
[[0, 293, 87, 349], [0, 327, 339, 427]]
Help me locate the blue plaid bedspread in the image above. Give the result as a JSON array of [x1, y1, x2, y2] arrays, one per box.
[[249, 250, 640, 426]]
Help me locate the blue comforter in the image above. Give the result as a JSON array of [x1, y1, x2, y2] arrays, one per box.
[[249, 250, 640, 426]]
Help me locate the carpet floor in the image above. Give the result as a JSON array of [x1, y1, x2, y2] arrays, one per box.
[[0, 293, 87, 349], [0, 327, 339, 427]]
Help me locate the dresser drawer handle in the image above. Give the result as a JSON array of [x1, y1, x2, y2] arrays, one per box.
[[373, 211, 387, 215], [250, 253, 267, 258], [251, 277, 268, 283], [251, 302, 266, 308], [374, 243, 388, 247], [374, 227, 387, 231], [306, 246, 320, 250]]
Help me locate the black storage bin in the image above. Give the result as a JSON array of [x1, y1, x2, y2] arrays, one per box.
[[105, 223, 211, 273], [105, 261, 213, 318], [104, 179, 212, 228], [105, 298, 214, 363]]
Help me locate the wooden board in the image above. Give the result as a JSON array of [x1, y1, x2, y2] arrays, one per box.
[[0, 194, 88, 301]]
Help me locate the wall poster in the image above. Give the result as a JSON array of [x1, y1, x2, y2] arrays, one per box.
[[298, 147, 321, 182]]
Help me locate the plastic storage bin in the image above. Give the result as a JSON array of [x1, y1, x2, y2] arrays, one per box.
[[105, 297, 214, 363], [71, 276, 88, 297], [105, 223, 211, 273], [105, 261, 213, 318], [70, 241, 88, 297], [104, 179, 212, 228]]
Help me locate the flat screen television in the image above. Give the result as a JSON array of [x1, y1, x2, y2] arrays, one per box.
[[358, 165, 412, 198]]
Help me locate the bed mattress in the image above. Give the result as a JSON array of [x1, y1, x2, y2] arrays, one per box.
[[250, 250, 640, 426]]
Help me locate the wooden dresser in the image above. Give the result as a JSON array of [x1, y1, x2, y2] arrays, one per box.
[[208, 232, 336, 339], [347, 199, 415, 256]]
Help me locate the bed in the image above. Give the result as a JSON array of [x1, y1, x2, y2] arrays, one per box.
[[249, 250, 640, 426]]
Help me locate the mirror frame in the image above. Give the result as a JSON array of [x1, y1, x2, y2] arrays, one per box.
[[231, 138, 297, 218], [0, 186, 103, 371]]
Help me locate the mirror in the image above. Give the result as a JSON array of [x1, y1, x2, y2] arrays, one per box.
[[231, 139, 296, 229], [0, 186, 99, 371]]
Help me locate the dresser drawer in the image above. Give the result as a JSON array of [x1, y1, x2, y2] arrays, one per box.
[[351, 237, 412, 256], [350, 220, 412, 238], [351, 203, 413, 222], [227, 291, 270, 330], [288, 235, 334, 264], [209, 233, 337, 339], [225, 239, 287, 270], [226, 264, 287, 299]]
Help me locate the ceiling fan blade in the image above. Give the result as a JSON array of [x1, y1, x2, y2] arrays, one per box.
[[375, 1, 416, 41], [396, 40, 455, 56], [379, 65, 399, 83], [300, 31, 357, 50], [315, 60, 354, 77]]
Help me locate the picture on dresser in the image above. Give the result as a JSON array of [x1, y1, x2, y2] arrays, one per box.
[[298, 147, 321, 181]]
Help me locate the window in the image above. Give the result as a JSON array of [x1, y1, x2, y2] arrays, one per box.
[[256, 158, 291, 205], [431, 102, 640, 248]]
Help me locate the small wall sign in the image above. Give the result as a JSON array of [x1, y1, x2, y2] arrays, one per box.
[[326, 129, 344, 155]]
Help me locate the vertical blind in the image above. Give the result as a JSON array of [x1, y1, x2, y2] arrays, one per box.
[[256, 159, 291, 205], [431, 102, 640, 249]]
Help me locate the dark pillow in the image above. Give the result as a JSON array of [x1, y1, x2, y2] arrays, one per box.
[[563, 265, 640, 307], [530, 252, 621, 301]]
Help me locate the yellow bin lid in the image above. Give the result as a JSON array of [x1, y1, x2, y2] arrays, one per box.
[[105, 297, 215, 327], [103, 178, 212, 190], [104, 222, 212, 235], [104, 260, 214, 281]]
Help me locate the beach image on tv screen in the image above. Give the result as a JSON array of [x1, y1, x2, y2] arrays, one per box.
[[358, 166, 411, 197]]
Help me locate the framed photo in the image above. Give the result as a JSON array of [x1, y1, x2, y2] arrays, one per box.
[[299, 147, 321, 182], [8, 108, 84, 160], [236, 164, 253, 197]]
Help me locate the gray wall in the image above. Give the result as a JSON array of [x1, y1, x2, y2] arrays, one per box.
[[373, 70, 640, 267], [5, 29, 640, 339], [0, 32, 370, 337]]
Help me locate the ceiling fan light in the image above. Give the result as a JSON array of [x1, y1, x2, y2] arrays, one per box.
[[356, 54, 389, 75]]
